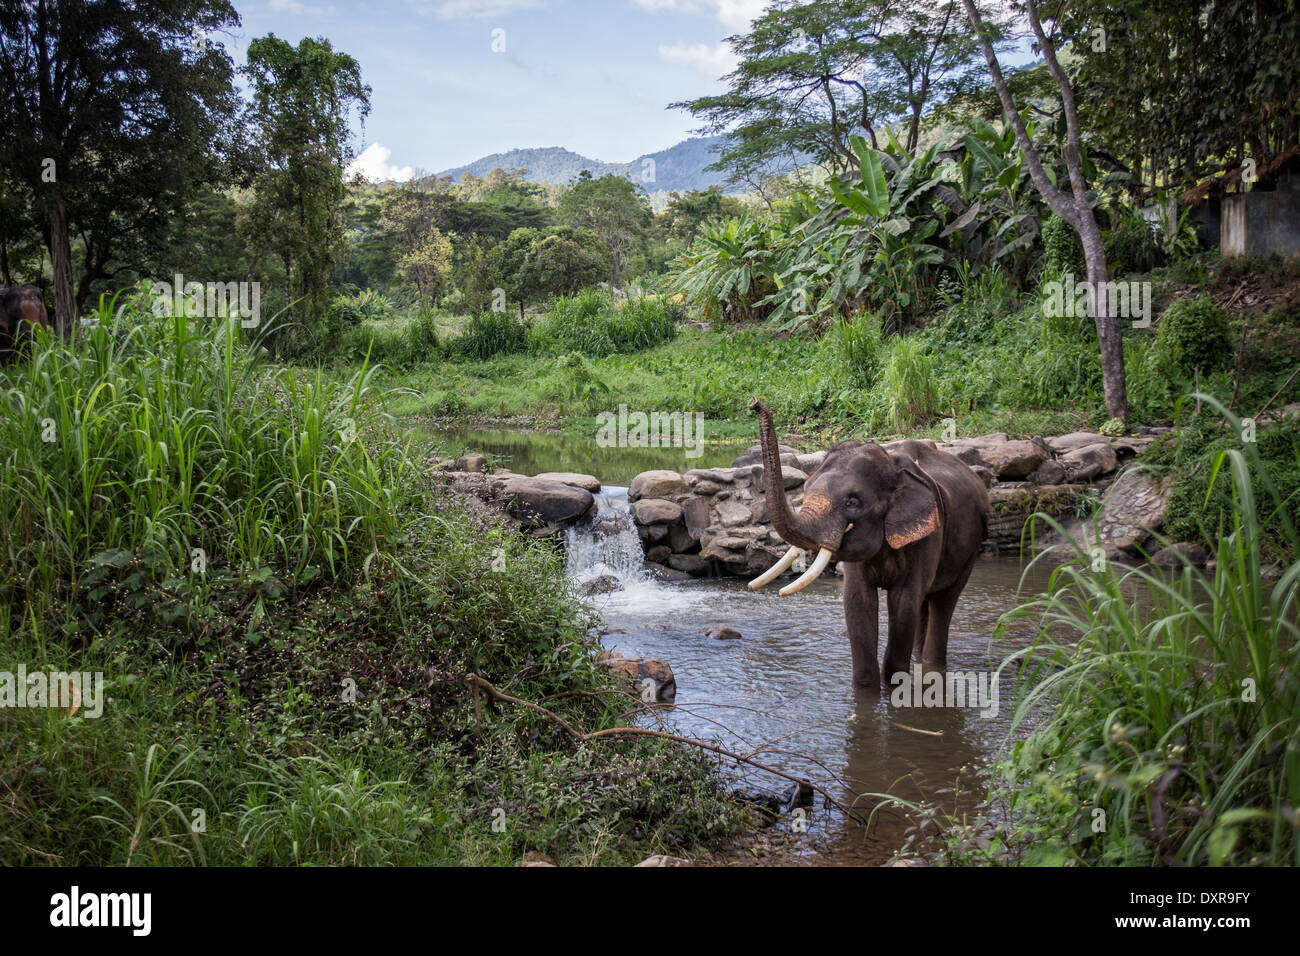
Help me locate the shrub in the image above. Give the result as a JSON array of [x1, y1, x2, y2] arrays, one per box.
[[452, 311, 529, 360], [529, 288, 678, 357], [1155, 296, 1231, 378], [1041, 213, 1084, 279], [1103, 211, 1164, 274]]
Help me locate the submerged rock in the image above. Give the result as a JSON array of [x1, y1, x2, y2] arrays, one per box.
[[703, 625, 742, 641], [580, 574, 622, 597]]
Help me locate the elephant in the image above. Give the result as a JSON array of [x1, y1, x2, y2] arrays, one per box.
[[0, 285, 51, 360], [748, 398, 990, 690]]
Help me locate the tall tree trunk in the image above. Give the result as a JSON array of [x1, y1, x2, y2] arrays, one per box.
[[43, 191, 75, 338], [960, 0, 1128, 420]]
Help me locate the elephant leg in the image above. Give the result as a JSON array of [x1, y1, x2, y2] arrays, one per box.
[[884, 583, 925, 681], [918, 567, 973, 669], [842, 562, 880, 690], [913, 600, 931, 663]]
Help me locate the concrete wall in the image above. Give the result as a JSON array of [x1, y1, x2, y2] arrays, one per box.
[[1222, 173, 1300, 257]]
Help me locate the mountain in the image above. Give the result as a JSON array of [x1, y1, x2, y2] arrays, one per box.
[[434, 136, 736, 195]]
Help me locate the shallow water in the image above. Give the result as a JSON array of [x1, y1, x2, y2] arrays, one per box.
[[418, 425, 743, 485], [568, 488, 1059, 865]]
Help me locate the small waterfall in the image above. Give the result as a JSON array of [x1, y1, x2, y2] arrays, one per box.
[[565, 486, 648, 588], [565, 486, 708, 614]]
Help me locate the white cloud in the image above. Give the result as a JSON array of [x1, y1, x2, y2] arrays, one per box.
[[657, 41, 738, 80], [269, 0, 321, 14], [632, 0, 769, 31], [346, 144, 415, 183], [416, 0, 544, 18]]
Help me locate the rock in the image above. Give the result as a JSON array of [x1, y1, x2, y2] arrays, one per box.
[[667, 553, 710, 575], [648, 562, 695, 581], [1060, 442, 1119, 481], [496, 476, 594, 528], [641, 523, 668, 543], [454, 452, 488, 473], [714, 498, 754, 528], [703, 625, 742, 641], [690, 480, 724, 496], [731, 443, 799, 468], [629, 470, 687, 501], [978, 440, 1045, 479], [534, 471, 601, 493], [597, 651, 677, 700], [520, 852, 555, 867], [646, 545, 671, 564], [970, 465, 995, 488], [634, 855, 691, 867], [666, 522, 699, 554], [1030, 459, 1067, 485], [1150, 542, 1210, 567], [783, 780, 815, 811], [632, 498, 683, 525], [1052, 470, 1173, 558], [684, 467, 740, 484], [682, 497, 711, 538], [795, 451, 827, 474], [751, 465, 808, 489], [579, 575, 621, 597], [1048, 432, 1109, 454]]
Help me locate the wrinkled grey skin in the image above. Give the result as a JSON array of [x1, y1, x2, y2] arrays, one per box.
[[751, 399, 990, 690]]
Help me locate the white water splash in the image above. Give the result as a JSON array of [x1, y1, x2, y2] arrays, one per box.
[[566, 487, 709, 615]]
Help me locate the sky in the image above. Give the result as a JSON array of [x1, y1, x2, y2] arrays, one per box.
[[222, 0, 772, 182]]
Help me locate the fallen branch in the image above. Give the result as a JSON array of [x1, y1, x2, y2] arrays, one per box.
[[463, 673, 872, 826]]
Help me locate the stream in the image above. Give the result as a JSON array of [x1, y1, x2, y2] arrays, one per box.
[[426, 426, 1059, 865], [568, 486, 1054, 865]]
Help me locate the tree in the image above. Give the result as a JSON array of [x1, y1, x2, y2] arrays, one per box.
[[398, 228, 454, 308], [240, 34, 370, 341], [674, 0, 988, 188], [0, 0, 241, 333], [960, 0, 1127, 420], [557, 172, 650, 286], [515, 235, 606, 303], [1062, 0, 1299, 196]]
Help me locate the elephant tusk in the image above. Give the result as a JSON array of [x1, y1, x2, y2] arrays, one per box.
[[779, 547, 833, 596], [748, 546, 804, 590]]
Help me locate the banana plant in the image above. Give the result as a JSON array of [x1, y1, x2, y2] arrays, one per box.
[[763, 135, 945, 330]]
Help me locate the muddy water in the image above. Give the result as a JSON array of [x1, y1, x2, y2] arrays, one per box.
[[569, 488, 1058, 865]]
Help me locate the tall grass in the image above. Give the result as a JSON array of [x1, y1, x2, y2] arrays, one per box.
[[977, 395, 1300, 865], [877, 336, 938, 433], [0, 296, 412, 619]]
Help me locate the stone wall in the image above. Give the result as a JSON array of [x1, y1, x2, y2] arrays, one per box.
[[628, 429, 1169, 578]]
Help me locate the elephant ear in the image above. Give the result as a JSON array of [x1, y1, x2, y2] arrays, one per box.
[[884, 456, 940, 550]]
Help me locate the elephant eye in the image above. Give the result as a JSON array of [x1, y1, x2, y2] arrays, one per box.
[[846, 495, 861, 510]]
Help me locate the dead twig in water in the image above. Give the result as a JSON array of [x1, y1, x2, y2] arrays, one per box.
[[891, 721, 944, 737]]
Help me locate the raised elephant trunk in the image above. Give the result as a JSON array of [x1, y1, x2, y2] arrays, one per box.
[[749, 398, 838, 594], [749, 398, 820, 552]]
